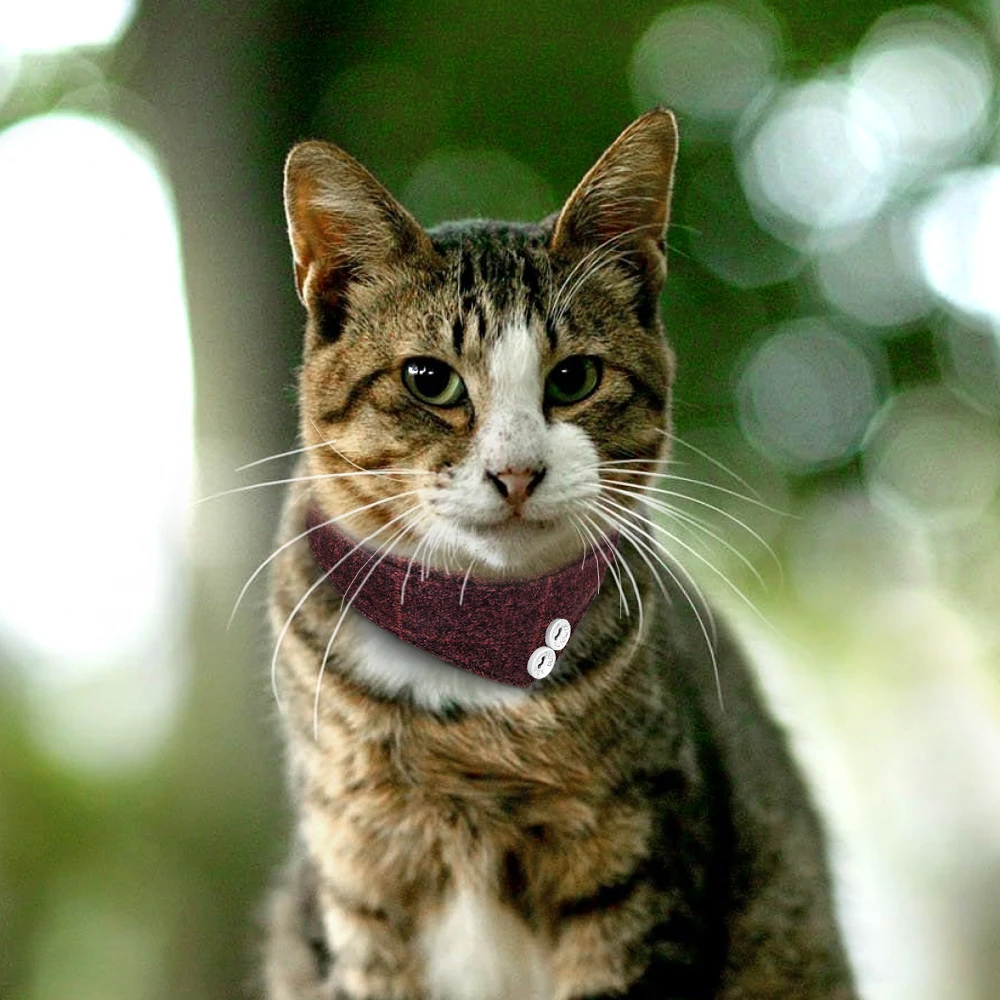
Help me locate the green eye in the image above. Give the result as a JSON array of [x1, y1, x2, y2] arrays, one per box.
[[545, 355, 602, 405], [402, 357, 467, 407]]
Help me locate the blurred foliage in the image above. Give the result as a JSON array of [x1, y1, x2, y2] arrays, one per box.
[[1, 1, 999, 999]]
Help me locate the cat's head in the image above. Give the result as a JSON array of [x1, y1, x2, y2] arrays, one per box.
[[283, 110, 678, 577]]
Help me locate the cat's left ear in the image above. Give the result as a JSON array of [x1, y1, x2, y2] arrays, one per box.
[[550, 109, 678, 293]]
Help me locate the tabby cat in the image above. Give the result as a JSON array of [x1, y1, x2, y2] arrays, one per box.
[[261, 110, 858, 999]]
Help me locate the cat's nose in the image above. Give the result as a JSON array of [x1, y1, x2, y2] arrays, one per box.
[[486, 465, 547, 508]]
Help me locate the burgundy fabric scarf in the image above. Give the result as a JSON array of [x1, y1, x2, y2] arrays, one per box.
[[305, 507, 618, 688]]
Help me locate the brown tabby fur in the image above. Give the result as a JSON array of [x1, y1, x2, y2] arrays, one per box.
[[261, 111, 858, 999]]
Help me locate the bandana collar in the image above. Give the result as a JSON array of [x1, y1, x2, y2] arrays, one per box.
[[306, 506, 617, 688]]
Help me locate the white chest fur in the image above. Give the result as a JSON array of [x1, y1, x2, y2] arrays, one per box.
[[420, 883, 550, 1000], [349, 613, 530, 713]]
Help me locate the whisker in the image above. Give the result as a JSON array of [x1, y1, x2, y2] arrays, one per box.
[[584, 503, 672, 609], [596, 494, 771, 631], [459, 560, 476, 606], [599, 468, 790, 516], [336, 507, 425, 615], [550, 223, 658, 322], [236, 439, 342, 473], [598, 457, 672, 469], [551, 235, 622, 321], [194, 468, 427, 505], [228, 489, 426, 628], [400, 526, 435, 605], [554, 246, 628, 323], [568, 517, 591, 570], [313, 515, 423, 739], [589, 497, 718, 647], [592, 511, 644, 635], [579, 512, 629, 618], [310, 416, 366, 473], [600, 477, 785, 581], [587, 500, 723, 709], [269, 505, 420, 712], [663, 431, 764, 500], [571, 514, 603, 592], [599, 481, 772, 589], [575, 514, 612, 602]]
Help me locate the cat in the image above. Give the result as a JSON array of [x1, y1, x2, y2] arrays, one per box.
[[260, 109, 858, 999]]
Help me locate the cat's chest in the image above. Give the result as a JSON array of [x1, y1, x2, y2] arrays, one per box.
[[349, 611, 532, 712], [420, 882, 550, 1000], [302, 727, 560, 1000], [301, 617, 646, 999]]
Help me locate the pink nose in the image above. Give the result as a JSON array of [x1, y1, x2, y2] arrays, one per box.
[[486, 466, 546, 507]]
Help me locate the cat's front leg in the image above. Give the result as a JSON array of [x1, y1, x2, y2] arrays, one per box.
[[264, 849, 429, 1000], [547, 881, 718, 1000], [264, 852, 336, 1000], [317, 884, 427, 1000]]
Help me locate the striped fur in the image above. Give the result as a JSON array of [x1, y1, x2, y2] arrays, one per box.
[[262, 112, 858, 999]]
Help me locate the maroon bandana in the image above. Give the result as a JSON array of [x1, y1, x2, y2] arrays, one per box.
[[305, 507, 618, 688]]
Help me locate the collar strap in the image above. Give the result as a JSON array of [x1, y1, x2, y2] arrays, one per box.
[[305, 506, 618, 688]]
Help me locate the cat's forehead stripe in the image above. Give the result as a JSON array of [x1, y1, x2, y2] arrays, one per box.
[[434, 225, 551, 353]]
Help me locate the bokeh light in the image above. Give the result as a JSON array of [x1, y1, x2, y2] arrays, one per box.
[[0, 112, 192, 772], [937, 322, 1000, 414], [864, 387, 1000, 529], [813, 209, 934, 328], [918, 168, 1000, 323], [684, 151, 803, 289], [737, 319, 883, 472], [784, 487, 932, 614], [0, 0, 136, 56], [630, 2, 781, 125], [850, 7, 993, 177], [740, 76, 892, 236]]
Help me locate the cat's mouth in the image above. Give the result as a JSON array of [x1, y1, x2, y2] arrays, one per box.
[[458, 514, 558, 534]]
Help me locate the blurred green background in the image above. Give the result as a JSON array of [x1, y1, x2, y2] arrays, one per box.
[[1, 1, 999, 998]]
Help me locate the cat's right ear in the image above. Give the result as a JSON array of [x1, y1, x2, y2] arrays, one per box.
[[283, 141, 432, 314]]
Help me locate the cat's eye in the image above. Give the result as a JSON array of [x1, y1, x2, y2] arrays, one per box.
[[545, 355, 602, 405], [402, 357, 467, 407]]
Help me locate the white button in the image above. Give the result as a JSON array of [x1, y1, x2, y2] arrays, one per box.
[[545, 618, 571, 651], [527, 646, 556, 679]]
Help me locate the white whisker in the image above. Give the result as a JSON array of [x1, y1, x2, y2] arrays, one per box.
[[270, 505, 420, 712], [579, 512, 629, 618], [587, 500, 724, 710], [195, 468, 427, 505], [585, 504, 671, 608], [336, 507, 425, 614], [662, 430, 764, 499], [236, 438, 343, 472], [590, 498, 716, 635], [600, 475, 784, 581], [459, 560, 476, 606], [596, 494, 771, 632], [313, 514, 424, 739], [571, 514, 603, 592], [310, 416, 366, 472], [597, 513, 644, 635], [400, 526, 435, 606], [550, 223, 656, 322], [599, 481, 771, 590], [568, 517, 591, 570], [229, 489, 425, 628], [598, 456, 672, 469], [598, 468, 790, 516]]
